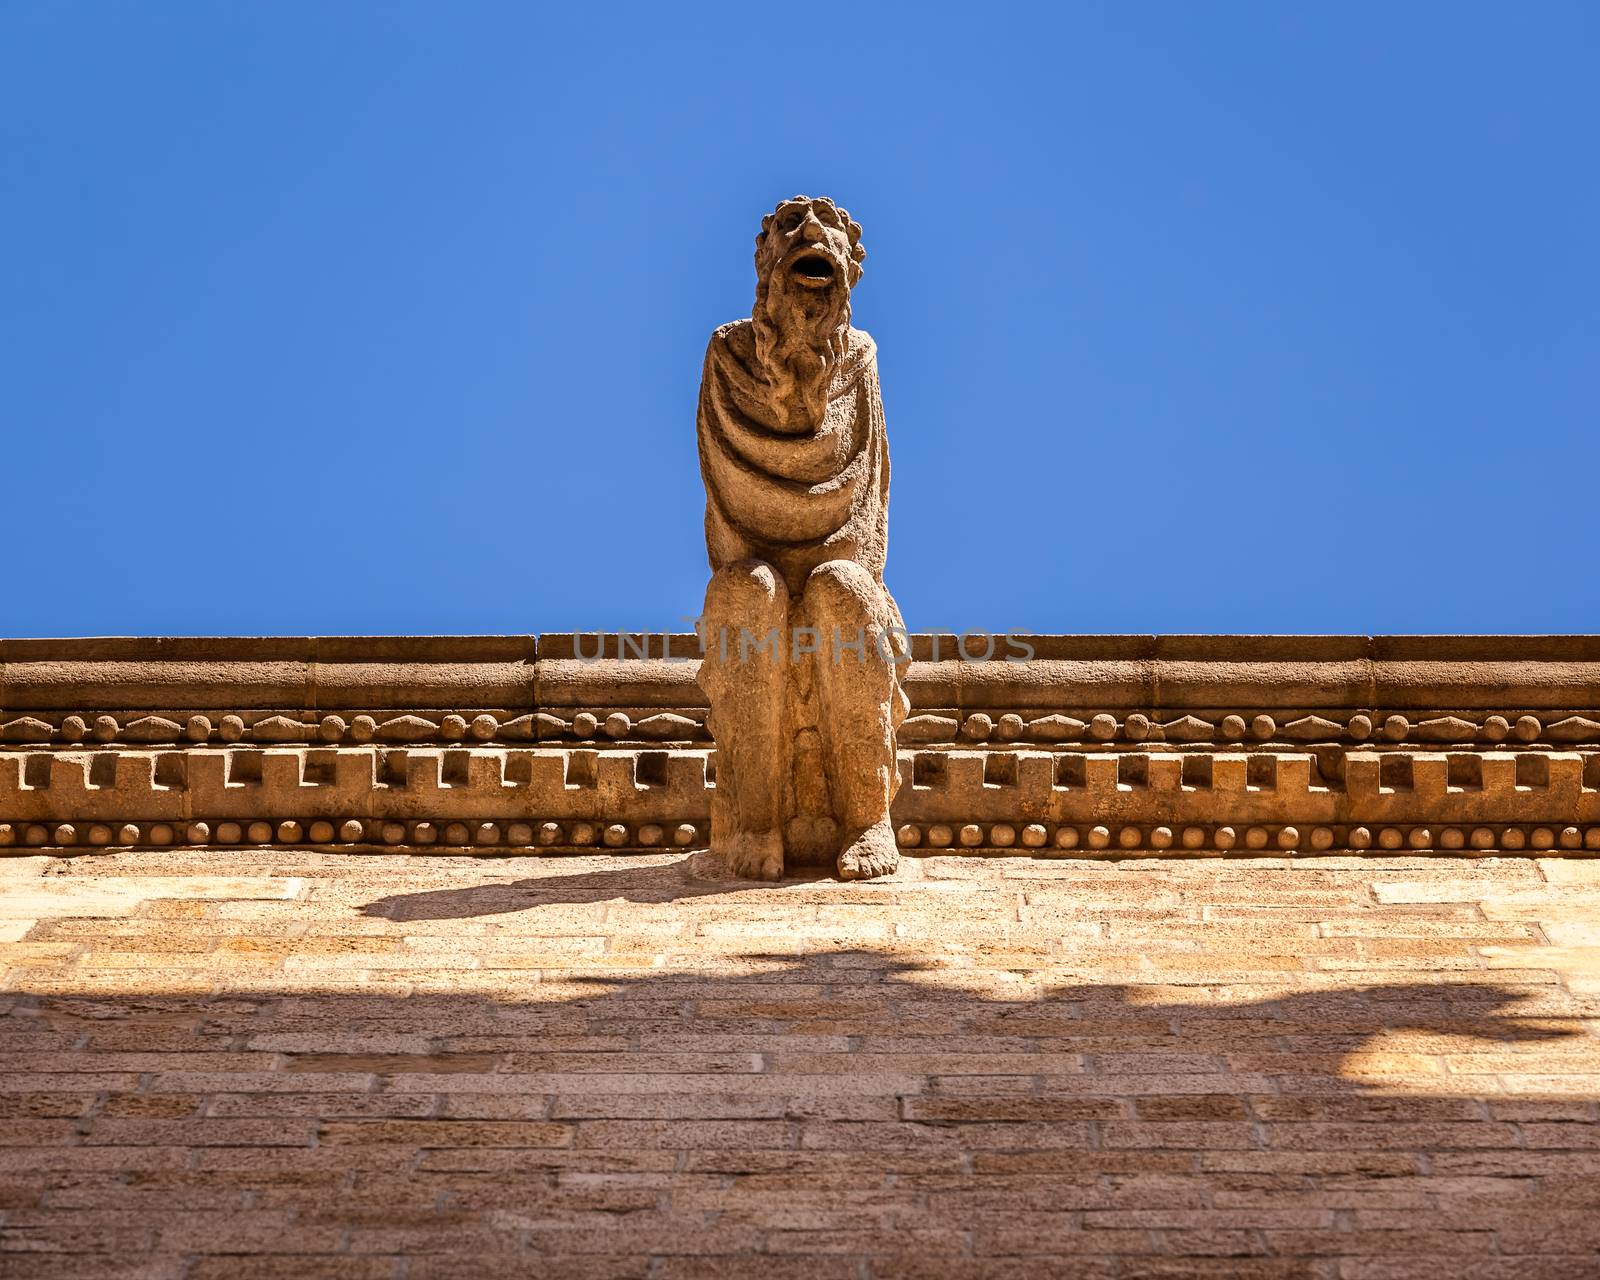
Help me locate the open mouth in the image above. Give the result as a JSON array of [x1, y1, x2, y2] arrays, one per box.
[[790, 254, 836, 288]]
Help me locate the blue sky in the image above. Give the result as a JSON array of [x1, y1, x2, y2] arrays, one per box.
[[3, 2, 1596, 638]]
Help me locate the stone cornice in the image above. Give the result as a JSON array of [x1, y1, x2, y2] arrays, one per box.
[[5, 633, 1600, 716], [3, 635, 1598, 858]]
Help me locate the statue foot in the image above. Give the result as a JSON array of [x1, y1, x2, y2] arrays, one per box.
[[726, 829, 785, 882], [836, 819, 900, 881]]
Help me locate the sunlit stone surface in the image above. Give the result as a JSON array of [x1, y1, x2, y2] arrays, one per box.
[[3, 847, 1599, 1273]]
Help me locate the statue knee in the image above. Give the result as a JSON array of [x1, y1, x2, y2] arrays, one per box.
[[703, 559, 788, 644], [803, 559, 879, 623]]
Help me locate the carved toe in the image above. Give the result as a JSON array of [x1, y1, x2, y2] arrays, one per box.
[[727, 830, 786, 882], [836, 820, 899, 881]]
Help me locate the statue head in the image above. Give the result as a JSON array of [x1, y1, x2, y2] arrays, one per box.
[[751, 195, 867, 428]]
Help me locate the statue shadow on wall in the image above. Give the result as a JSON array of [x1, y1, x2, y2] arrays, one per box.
[[360, 850, 821, 923]]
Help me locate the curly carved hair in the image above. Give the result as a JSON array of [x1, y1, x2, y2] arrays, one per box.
[[755, 195, 867, 288]]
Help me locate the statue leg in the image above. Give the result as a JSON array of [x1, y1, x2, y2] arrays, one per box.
[[799, 560, 904, 881], [696, 559, 789, 881]]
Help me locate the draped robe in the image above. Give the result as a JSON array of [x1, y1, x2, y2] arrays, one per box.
[[696, 319, 894, 602]]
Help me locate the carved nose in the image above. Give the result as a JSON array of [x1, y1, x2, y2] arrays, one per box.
[[798, 215, 825, 240]]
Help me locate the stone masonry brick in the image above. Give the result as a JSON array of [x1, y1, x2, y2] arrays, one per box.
[[0, 847, 1597, 1272]]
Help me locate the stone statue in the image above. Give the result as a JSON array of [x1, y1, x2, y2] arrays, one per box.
[[695, 195, 909, 881]]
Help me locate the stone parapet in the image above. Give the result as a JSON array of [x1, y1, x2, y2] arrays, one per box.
[[4, 634, 1599, 857]]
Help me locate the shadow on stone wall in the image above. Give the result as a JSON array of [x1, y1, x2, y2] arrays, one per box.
[[359, 854, 764, 921], [6, 947, 1593, 1267], [4, 947, 1593, 1273]]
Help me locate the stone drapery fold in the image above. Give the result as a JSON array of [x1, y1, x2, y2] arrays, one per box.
[[696, 319, 891, 597]]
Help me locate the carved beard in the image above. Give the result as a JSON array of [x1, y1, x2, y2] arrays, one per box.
[[751, 256, 851, 431]]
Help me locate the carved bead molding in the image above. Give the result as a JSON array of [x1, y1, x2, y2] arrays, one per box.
[[0, 817, 702, 852], [895, 822, 1600, 855], [4, 635, 1600, 859], [900, 711, 1596, 746], [0, 711, 710, 747], [9, 708, 1600, 748]]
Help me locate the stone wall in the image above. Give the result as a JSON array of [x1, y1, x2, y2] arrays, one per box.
[[4, 634, 1600, 857]]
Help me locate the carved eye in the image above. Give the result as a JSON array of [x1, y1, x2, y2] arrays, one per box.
[[780, 209, 805, 232]]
